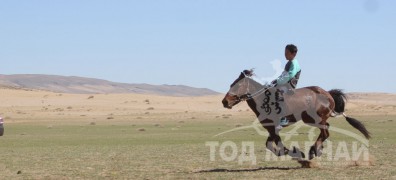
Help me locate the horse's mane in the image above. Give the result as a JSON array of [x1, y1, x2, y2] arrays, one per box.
[[230, 69, 255, 88], [243, 69, 265, 87], [243, 69, 254, 77]]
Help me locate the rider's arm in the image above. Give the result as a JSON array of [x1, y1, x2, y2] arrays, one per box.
[[275, 60, 300, 85]]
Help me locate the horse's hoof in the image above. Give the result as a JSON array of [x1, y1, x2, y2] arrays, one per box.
[[289, 147, 305, 159], [298, 160, 317, 168], [309, 153, 315, 160], [309, 146, 316, 160], [300, 151, 306, 159]]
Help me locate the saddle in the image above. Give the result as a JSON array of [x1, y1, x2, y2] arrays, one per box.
[[276, 70, 302, 102]]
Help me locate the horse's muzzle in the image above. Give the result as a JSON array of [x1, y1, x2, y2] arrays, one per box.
[[222, 98, 232, 109]]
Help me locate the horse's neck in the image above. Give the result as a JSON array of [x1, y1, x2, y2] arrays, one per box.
[[244, 79, 265, 117], [245, 78, 265, 94], [247, 99, 261, 117], [245, 88, 280, 118]]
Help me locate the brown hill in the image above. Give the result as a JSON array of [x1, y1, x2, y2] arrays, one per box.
[[0, 74, 220, 96]]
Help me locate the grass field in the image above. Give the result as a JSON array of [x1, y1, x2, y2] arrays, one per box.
[[0, 89, 395, 179], [1, 115, 395, 179]]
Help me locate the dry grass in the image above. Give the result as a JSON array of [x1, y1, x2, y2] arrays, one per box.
[[0, 88, 395, 179]]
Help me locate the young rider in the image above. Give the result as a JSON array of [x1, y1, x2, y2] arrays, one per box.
[[271, 44, 301, 127]]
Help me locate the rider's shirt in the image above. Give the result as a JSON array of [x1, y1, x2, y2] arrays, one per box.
[[276, 59, 301, 86]]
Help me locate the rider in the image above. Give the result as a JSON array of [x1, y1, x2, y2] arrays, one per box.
[[270, 44, 301, 127]]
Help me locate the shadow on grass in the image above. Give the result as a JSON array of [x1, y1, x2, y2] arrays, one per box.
[[195, 166, 301, 173]]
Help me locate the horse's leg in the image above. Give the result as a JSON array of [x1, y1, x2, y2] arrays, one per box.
[[305, 116, 330, 160], [265, 125, 306, 160], [262, 117, 306, 159], [308, 122, 330, 160], [263, 123, 289, 157], [301, 109, 331, 160]]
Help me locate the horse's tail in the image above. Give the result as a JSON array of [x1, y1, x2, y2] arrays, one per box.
[[329, 89, 371, 139], [329, 89, 347, 113]]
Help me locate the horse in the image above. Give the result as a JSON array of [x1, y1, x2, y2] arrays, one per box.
[[222, 69, 370, 162]]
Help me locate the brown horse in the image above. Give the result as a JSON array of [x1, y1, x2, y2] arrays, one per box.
[[222, 70, 370, 161]]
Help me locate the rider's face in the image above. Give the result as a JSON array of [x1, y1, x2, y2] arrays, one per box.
[[285, 49, 296, 61]]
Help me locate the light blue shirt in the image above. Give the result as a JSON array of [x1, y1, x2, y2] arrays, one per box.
[[277, 59, 301, 85]]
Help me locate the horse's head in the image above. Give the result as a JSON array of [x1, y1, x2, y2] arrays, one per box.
[[222, 69, 254, 109]]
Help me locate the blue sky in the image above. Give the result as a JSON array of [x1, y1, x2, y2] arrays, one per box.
[[1, 0, 395, 93]]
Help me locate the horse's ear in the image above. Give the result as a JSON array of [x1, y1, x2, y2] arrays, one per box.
[[230, 72, 245, 88], [243, 69, 254, 77]]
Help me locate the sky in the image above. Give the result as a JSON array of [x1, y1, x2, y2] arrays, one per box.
[[1, 0, 395, 93]]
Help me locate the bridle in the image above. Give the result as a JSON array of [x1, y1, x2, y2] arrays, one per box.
[[228, 76, 272, 102]]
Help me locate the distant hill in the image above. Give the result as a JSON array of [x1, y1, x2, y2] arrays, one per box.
[[0, 74, 220, 96]]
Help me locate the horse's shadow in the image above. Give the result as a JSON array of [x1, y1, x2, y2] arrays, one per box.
[[195, 166, 301, 173]]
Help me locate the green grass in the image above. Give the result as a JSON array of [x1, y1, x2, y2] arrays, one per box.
[[0, 115, 395, 179]]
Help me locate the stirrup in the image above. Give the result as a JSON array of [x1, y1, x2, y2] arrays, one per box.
[[279, 117, 289, 126]]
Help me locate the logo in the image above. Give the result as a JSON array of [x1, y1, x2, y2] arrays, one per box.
[[206, 119, 370, 165]]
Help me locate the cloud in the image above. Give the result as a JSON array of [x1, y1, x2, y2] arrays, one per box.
[[254, 59, 283, 84]]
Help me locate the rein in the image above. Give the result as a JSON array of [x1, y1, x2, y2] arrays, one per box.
[[237, 86, 270, 101], [233, 78, 272, 102]]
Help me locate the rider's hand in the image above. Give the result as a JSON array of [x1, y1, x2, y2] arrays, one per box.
[[270, 80, 277, 87]]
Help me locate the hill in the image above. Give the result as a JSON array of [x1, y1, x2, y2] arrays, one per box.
[[0, 74, 220, 96]]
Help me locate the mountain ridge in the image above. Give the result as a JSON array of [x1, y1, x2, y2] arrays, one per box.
[[0, 74, 220, 96]]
